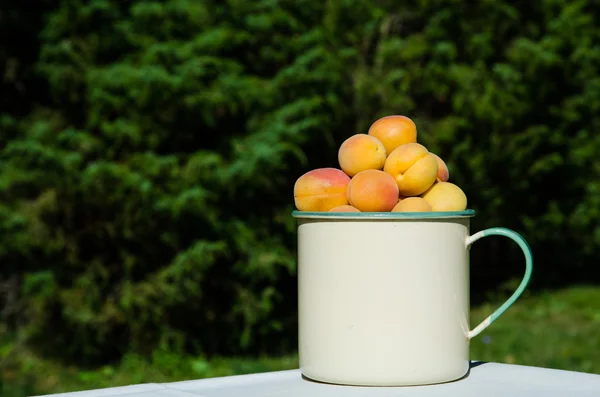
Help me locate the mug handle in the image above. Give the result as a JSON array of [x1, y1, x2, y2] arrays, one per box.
[[466, 227, 533, 340]]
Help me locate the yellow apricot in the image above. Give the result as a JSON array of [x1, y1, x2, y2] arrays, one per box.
[[392, 197, 432, 212], [383, 143, 438, 196], [421, 182, 467, 211], [329, 205, 361, 212]]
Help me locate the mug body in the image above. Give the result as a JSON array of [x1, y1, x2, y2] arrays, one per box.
[[295, 211, 474, 386]]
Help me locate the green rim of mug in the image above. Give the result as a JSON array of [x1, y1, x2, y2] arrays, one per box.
[[292, 209, 476, 219]]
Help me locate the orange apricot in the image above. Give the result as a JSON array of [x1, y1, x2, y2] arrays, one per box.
[[294, 168, 351, 211], [432, 153, 449, 182], [338, 134, 386, 177], [367, 115, 418, 154], [346, 169, 399, 212]]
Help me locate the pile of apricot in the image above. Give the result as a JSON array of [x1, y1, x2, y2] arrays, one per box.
[[293, 115, 467, 213]]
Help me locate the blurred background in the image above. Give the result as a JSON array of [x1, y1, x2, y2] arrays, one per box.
[[1, 0, 600, 395]]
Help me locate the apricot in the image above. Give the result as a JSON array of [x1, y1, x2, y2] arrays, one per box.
[[294, 168, 351, 211], [338, 134, 386, 177], [392, 197, 432, 212], [383, 143, 438, 196], [432, 153, 449, 182], [421, 181, 467, 211], [329, 205, 361, 212], [346, 169, 399, 212], [367, 115, 417, 154]]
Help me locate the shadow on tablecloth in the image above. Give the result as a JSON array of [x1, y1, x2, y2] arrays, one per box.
[[299, 361, 490, 386]]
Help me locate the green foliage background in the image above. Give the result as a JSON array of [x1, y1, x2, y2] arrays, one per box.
[[1, 0, 600, 375]]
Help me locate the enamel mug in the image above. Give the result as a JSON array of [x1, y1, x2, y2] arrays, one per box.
[[293, 209, 533, 386]]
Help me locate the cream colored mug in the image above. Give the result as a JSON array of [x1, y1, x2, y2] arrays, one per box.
[[293, 209, 533, 386]]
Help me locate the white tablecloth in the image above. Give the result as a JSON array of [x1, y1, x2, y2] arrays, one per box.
[[39, 361, 600, 397]]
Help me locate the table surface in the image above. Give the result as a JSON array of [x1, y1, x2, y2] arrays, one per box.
[[39, 361, 600, 397]]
